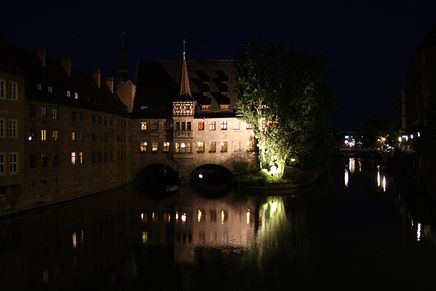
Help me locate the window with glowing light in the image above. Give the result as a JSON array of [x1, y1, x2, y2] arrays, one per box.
[[141, 121, 148, 131], [201, 104, 211, 111], [198, 121, 204, 130], [220, 209, 228, 224], [152, 141, 159, 152], [40, 129, 47, 141], [220, 141, 228, 153], [219, 104, 230, 111], [140, 212, 148, 223], [140, 141, 147, 152], [197, 141, 205, 153], [209, 121, 216, 130], [209, 141, 216, 153], [220, 121, 227, 130], [163, 141, 170, 152], [197, 209, 205, 222], [71, 152, 76, 165], [163, 212, 171, 223]]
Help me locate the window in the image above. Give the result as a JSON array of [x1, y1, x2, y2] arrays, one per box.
[[8, 119, 17, 138], [141, 121, 148, 131], [175, 122, 180, 131], [52, 107, 59, 120], [197, 209, 205, 222], [71, 152, 76, 165], [0, 80, 5, 99], [79, 152, 83, 164], [220, 209, 228, 224], [246, 123, 253, 129], [72, 111, 77, 121], [40, 106, 47, 118], [71, 131, 76, 141], [74, 92, 79, 99], [40, 129, 47, 141], [8, 81, 18, 100], [152, 141, 158, 152], [209, 141, 216, 153], [41, 153, 48, 168], [53, 153, 59, 167], [197, 141, 205, 153], [181, 122, 186, 131], [0, 153, 4, 174], [0, 118, 5, 138], [220, 104, 230, 110], [201, 104, 211, 111], [37, 83, 42, 90], [52, 130, 59, 141], [9, 153, 18, 174], [220, 141, 228, 153], [247, 136, 255, 152], [198, 121, 204, 130], [163, 141, 170, 152], [175, 142, 191, 153], [151, 122, 159, 132], [220, 121, 227, 130], [140, 141, 147, 152], [187, 122, 191, 131], [209, 121, 216, 130], [66, 90, 71, 97], [47, 86, 53, 93]]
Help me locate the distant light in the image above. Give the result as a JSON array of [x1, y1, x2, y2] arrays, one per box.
[[198, 173, 203, 179]]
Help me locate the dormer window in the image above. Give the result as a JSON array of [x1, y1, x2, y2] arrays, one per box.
[[201, 104, 211, 111], [66, 90, 71, 97], [219, 104, 230, 111], [47, 86, 53, 93]]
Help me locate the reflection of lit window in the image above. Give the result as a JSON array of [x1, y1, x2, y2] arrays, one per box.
[[199, 231, 206, 243], [220, 209, 227, 224], [140, 212, 147, 223], [152, 141, 158, 152], [72, 232, 77, 248], [71, 152, 76, 165], [246, 209, 251, 224], [141, 121, 148, 131], [79, 152, 83, 164], [175, 211, 179, 223], [197, 209, 205, 222], [344, 169, 349, 187], [74, 92, 79, 99], [163, 141, 170, 152], [163, 212, 171, 223], [140, 141, 147, 152], [197, 141, 205, 153], [152, 212, 158, 222], [181, 212, 187, 223], [71, 131, 76, 141], [141, 231, 148, 244]]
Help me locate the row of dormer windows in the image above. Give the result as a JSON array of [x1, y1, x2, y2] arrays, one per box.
[[36, 83, 79, 99]]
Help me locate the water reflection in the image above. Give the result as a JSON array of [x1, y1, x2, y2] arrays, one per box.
[[4, 156, 436, 290]]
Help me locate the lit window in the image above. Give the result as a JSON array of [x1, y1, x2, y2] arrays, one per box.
[[52, 107, 59, 120], [66, 90, 71, 97], [152, 141, 158, 152], [163, 141, 170, 152], [209, 121, 216, 130], [9, 153, 18, 174], [141, 231, 148, 244], [40, 129, 47, 141], [41, 106, 47, 117], [52, 130, 59, 141], [71, 152, 76, 165], [209, 141, 216, 153], [71, 131, 76, 141], [246, 209, 251, 224], [47, 86, 53, 93], [197, 141, 205, 153], [220, 121, 227, 130], [163, 212, 171, 223], [8, 81, 18, 100], [141, 121, 148, 131], [0, 118, 5, 138], [140, 141, 147, 152], [175, 142, 191, 153], [74, 92, 79, 99], [36, 83, 42, 90], [0, 153, 4, 175], [79, 152, 83, 164], [72, 232, 77, 248], [198, 121, 204, 130], [8, 119, 17, 138], [220, 209, 228, 224], [220, 141, 228, 153], [220, 104, 230, 110], [0, 80, 5, 99], [140, 212, 148, 223], [201, 104, 211, 111], [247, 136, 255, 152]]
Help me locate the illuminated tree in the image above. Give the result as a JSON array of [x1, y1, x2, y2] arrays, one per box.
[[236, 40, 336, 178]]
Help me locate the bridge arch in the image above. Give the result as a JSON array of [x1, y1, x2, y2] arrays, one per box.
[[135, 163, 179, 198], [189, 164, 234, 197]]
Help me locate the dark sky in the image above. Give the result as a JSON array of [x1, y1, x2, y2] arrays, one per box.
[[2, 0, 436, 130]]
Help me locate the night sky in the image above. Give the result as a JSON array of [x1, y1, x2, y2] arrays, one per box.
[[2, 0, 436, 130]]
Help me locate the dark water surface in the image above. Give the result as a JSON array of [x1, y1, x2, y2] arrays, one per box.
[[2, 156, 436, 290]]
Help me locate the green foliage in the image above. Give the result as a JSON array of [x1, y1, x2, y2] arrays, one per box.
[[236, 40, 337, 176]]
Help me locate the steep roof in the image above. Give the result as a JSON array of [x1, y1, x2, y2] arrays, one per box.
[[0, 40, 127, 116]]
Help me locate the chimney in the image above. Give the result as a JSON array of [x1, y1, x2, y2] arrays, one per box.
[[61, 56, 72, 77], [92, 69, 101, 88], [37, 48, 46, 67], [106, 77, 114, 93]]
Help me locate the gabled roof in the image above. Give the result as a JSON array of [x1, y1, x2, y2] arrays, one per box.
[[0, 40, 127, 116]]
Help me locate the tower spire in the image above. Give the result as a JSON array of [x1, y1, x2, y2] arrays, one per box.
[[179, 39, 192, 97]]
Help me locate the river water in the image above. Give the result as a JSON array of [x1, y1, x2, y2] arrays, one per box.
[[1, 156, 436, 290]]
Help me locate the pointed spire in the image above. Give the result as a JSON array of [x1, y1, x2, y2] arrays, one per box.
[[116, 32, 129, 84], [179, 39, 192, 97]]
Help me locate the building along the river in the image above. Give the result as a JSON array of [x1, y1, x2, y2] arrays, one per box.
[[0, 39, 257, 215]]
